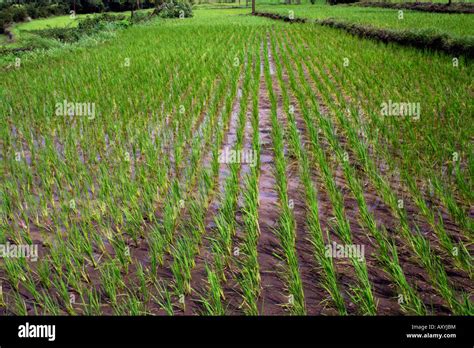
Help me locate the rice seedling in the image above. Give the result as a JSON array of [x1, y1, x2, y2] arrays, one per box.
[[201, 264, 226, 316], [261, 32, 306, 315], [0, 7, 471, 318]]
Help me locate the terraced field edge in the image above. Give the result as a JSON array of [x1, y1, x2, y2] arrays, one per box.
[[253, 11, 474, 58]]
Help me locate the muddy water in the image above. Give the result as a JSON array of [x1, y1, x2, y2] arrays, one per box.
[[209, 85, 250, 315], [271, 37, 360, 314], [254, 41, 287, 315], [183, 74, 245, 315], [220, 91, 258, 314], [268, 39, 332, 315]]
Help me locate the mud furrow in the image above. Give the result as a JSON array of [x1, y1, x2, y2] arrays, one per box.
[[183, 69, 246, 315], [255, 40, 287, 315]]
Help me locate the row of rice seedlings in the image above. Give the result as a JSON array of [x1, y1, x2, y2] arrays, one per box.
[[96, 249, 149, 314], [170, 29, 256, 312], [311, 30, 473, 239], [200, 37, 257, 316], [170, 51, 227, 180], [201, 264, 226, 316], [173, 76, 238, 310], [167, 83, 236, 304], [430, 174, 473, 241], [169, 83, 230, 295], [261, 32, 305, 315], [316, 47, 472, 273], [214, 67, 251, 260], [2, 257, 29, 314], [272, 29, 376, 316], [403, 171, 472, 274], [288, 26, 472, 315], [3, 232, 62, 314], [99, 259, 126, 312], [29, 236, 87, 314], [268, 31, 347, 315], [52, 232, 95, 314], [275, 29, 426, 315], [148, 75, 228, 273], [147, 29, 247, 276], [103, 265, 149, 316], [236, 42, 263, 316]]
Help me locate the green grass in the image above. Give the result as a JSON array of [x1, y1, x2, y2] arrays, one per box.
[[15, 14, 83, 31]]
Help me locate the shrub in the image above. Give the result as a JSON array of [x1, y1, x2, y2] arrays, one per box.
[[36, 6, 50, 18], [327, 0, 358, 5], [10, 5, 28, 23], [154, 0, 193, 19], [130, 11, 154, 24], [81, 0, 106, 14], [42, 4, 67, 17], [78, 13, 128, 32], [20, 35, 63, 50], [25, 4, 40, 19], [29, 27, 82, 43], [0, 11, 13, 34]]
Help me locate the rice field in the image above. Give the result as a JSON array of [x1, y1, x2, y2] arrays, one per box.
[[258, 0, 474, 39], [0, 8, 472, 316]]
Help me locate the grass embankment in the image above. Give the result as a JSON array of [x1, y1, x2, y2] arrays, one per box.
[[254, 1, 474, 57], [355, 1, 474, 14]]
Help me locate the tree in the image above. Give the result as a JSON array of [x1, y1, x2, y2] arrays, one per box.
[[129, 0, 140, 18]]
